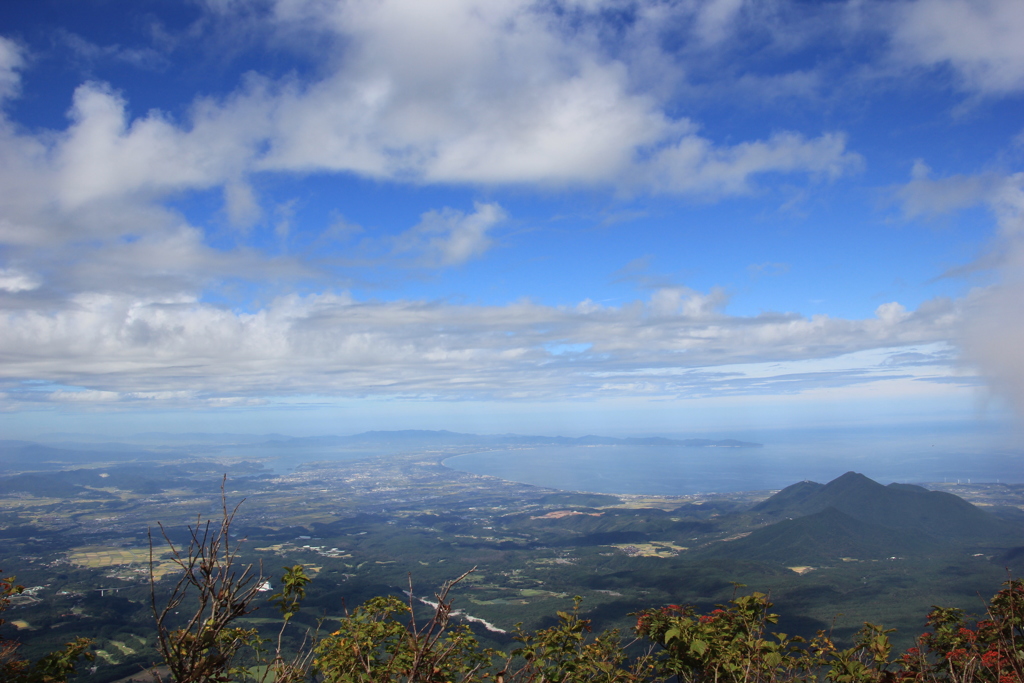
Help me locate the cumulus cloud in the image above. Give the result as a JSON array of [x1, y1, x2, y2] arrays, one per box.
[[188, 0, 860, 192], [0, 0, 867, 311], [0, 2, 869, 331], [0, 69, 310, 297], [0, 0, 861, 230], [242, 0, 859, 191], [56, 82, 254, 208]]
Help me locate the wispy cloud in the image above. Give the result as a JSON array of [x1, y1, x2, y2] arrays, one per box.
[[55, 30, 171, 72], [893, 162, 1024, 415], [394, 203, 506, 267], [890, 0, 1024, 95], [0, 37, 24, 102], [0, 268, 41, 293], [897, 162, 1006, 220], [748, 262, 790, 279]]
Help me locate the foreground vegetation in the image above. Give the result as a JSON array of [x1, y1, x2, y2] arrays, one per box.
[[2, 486, 1022, 683], [5, 564, 1023, 683]]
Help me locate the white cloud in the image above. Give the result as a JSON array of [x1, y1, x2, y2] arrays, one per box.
[[56, 82, 252, 208], [648, 286, 729, 318], [748, 262, 790, 278], [0, 268, 40, 292], [223, 180, 262, 228], [988, 172, 1024, 236], [694, 0, 746, 46], [0, 287, 960, 404], [0, 68, 312, 296], [0, 36, 23, 102], [394, 202, 506, 267], [239, 0, 860, 191], [896, 163, 1024, 235], [0, 0, 866, 313], [206, 397, 269, 407], [643, 131, 861, 196], [875, 302, 910, 325], [47, 389, 122, 403], [0, 0, 860, 240], [897, 161, 994, 218], [56, 30, 169, 71], [895, 164, 1024, 415], [0, 2, 998, 415], [891, 0, 1024, 94], [961, 259, 1024, 414], [939, 173, 1024, 414]]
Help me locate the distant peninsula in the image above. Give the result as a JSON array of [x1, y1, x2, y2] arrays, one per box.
[[0, 430, 762, 471], [270, 430, 763, 449]]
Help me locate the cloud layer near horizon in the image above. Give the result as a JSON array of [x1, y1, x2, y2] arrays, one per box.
[[0, 288, 964, 405]]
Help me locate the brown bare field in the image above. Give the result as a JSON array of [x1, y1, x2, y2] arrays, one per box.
[[67, 546, 179, 580], [610, 541, 688, 557]]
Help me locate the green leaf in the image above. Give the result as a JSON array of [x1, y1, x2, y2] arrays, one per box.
[[689, 639, 708, 655]]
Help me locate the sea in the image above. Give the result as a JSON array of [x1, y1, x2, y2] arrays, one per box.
[[441, 424, 1024, 495]]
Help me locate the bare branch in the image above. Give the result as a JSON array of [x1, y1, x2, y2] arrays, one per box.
[[148, 477, 265, 683]]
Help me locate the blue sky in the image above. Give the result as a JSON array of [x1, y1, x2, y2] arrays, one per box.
[[0, 0, 1022, 438]]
